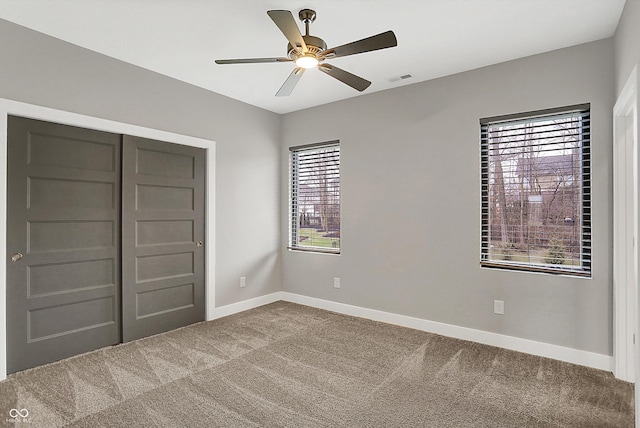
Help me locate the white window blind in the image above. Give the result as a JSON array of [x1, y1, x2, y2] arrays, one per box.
[[480, 105, 591, 277], [290, 142, 340, 253]]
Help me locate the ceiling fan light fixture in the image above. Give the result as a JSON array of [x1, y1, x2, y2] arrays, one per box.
[[295, 55, 319, 69]]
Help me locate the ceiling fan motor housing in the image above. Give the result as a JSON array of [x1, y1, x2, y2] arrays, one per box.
[[287, 35, 326, 62]]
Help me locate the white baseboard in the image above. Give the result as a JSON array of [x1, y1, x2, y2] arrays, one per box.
[[279, 292, 613, 373], [209, 292, 284, 320], [209, 291, 612, 372]]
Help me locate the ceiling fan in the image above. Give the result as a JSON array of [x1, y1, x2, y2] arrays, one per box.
[[215, 9, 397, 96]]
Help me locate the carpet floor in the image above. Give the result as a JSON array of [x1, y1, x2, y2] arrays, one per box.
[[0, 301, 634, 427]]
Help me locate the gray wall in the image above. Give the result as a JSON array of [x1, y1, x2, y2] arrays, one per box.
[[281, 39, 615, 355], [0, 19, 282, 307], [614, 0, 640, 96]]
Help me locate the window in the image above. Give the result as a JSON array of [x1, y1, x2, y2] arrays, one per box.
[[290, 141, 340, 253], [480, 105, 591, 277]]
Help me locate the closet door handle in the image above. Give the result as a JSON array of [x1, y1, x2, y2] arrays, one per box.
[[11, 252, 23, 262], [197, 241, 203, 247]]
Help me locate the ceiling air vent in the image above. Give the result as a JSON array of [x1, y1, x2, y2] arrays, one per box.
[[388, 74, 413, 83]]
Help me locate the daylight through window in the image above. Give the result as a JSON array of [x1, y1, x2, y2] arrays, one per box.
[[480, 105, 591, 276], [290, 142, 340, 253]]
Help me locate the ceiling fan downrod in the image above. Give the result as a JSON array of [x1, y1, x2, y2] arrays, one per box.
[[298, 9, 316, 36]]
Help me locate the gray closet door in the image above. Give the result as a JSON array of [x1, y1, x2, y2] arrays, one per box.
[[121, 135, 205, 342], [6, 116, 121, 374]]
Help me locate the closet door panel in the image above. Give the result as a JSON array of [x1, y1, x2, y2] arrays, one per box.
[[6, 116, 121, 373], [122, 135, 205, 342]]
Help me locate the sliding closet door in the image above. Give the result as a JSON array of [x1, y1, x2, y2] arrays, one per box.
[[6, 116, 121, 373], [121, 136, 205, 342]]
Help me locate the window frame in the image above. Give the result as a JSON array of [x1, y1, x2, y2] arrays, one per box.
[[289, 140, 341, 254], [480, 104, 591, 277]]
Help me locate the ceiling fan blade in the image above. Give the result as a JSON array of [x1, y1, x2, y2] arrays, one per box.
[[321, 30, 397, 59], [276, 67, 305, 97], [215, 57, 291, 64], [267, 10, 307, 53], [318, 64, 371, 92]]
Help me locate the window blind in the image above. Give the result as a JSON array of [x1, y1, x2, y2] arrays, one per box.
[[290, 142, 340, 253], [480, 105, 591, 277]]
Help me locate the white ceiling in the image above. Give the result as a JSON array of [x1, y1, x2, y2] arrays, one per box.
[[1, 0, 626, 114]]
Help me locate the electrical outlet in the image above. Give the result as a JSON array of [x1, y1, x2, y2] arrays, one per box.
[[494, 300, 504, 315], [240, 276, 246, 288], [334, 277, 341, 289]]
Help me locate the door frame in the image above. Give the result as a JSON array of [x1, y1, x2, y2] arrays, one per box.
[[613, 64, 639, 385], [0, 98, 216, 381]]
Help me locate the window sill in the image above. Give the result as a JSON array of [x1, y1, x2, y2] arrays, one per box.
[[288, 246, 340, 255], [480, 261, 591, 278]]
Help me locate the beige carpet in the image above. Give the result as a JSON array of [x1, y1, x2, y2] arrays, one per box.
[[0, 301, 634, 427]]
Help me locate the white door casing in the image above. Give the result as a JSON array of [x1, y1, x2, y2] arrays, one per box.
[[613, 63, 638, 390]]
